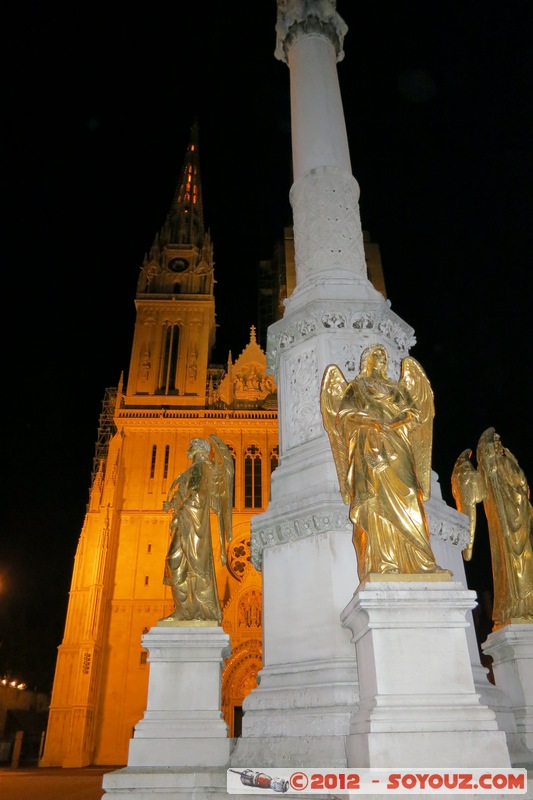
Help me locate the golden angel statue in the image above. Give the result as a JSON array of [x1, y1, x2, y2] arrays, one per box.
[[476, 427, 533, 627], [451, 449, 486, 561], [158, 435, 233, 625], [320, 343, 448, 587]]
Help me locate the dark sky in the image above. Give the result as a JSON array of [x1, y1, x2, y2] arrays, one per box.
[[2, 2, 533, 690]]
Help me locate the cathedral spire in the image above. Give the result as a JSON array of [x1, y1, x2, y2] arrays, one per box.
[[160, 119, 204, 248], [136, 120, 214, 300], [131, 120, 215, 402]]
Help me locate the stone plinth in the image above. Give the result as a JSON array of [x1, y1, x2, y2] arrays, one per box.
[[127, 625, 231, 768], [483, 624, 533, 765], [341, 579, 511, 768], [102, 767, 231, 800], [102, 625, 233, 800]]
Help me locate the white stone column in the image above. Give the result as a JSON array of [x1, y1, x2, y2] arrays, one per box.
[[279, 5, 351, 180], [232, 2, 389, 767]]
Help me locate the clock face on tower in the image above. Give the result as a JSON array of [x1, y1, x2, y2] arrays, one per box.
[[168, 257, 189, 273]]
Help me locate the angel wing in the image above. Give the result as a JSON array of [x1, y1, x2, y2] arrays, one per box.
[[451, 448, 486, 561], [452, 448, 486, 510], [399, 356, 435, 502], [208, 435, 234, 566], [320, 364, 350, 504]]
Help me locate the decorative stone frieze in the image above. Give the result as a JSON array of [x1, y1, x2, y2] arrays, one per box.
[[251, 504, 352, 569], [251, 497, 470, 570], [267, 302, 416, 376]]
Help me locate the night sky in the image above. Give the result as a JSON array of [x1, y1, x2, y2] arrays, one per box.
[[3, 2, 532, 691]]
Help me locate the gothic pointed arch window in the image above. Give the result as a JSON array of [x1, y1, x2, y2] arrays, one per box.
[[244, 445, 262, 509], [270, 445, 279, 474], [149, 445, 157, 479], [226, 443, 237, 508], [159, 323, 180, 394], [163, 444, 170, 479]]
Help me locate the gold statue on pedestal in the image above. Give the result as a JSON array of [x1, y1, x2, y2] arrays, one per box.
[[320, 344, 447, 588], [476, 428, 533, 627], [452, 428, 533, 627], [158, 435, 233, 625]]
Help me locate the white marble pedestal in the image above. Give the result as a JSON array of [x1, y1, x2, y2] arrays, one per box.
[[483, 624, 533, 766], [102, 625, 233, 800], [341, 578, 511, 768]]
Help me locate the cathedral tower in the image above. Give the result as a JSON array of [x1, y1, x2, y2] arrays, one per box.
[[128, 121, 215, 407]]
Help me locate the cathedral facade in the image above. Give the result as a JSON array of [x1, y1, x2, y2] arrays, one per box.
[[41, 121, 383, 768], [41, 124, 277, 767]]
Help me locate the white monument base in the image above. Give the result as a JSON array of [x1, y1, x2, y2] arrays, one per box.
[[424, 481, 531, 766], [102, 626, 233, 799], [102, 767, 231, 800], [341, 578, 511, 768], [231, 525, 359, 767], [483, 624, 533, 766]]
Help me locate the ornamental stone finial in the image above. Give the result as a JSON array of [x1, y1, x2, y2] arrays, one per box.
[[275, 0, 348, 64]]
